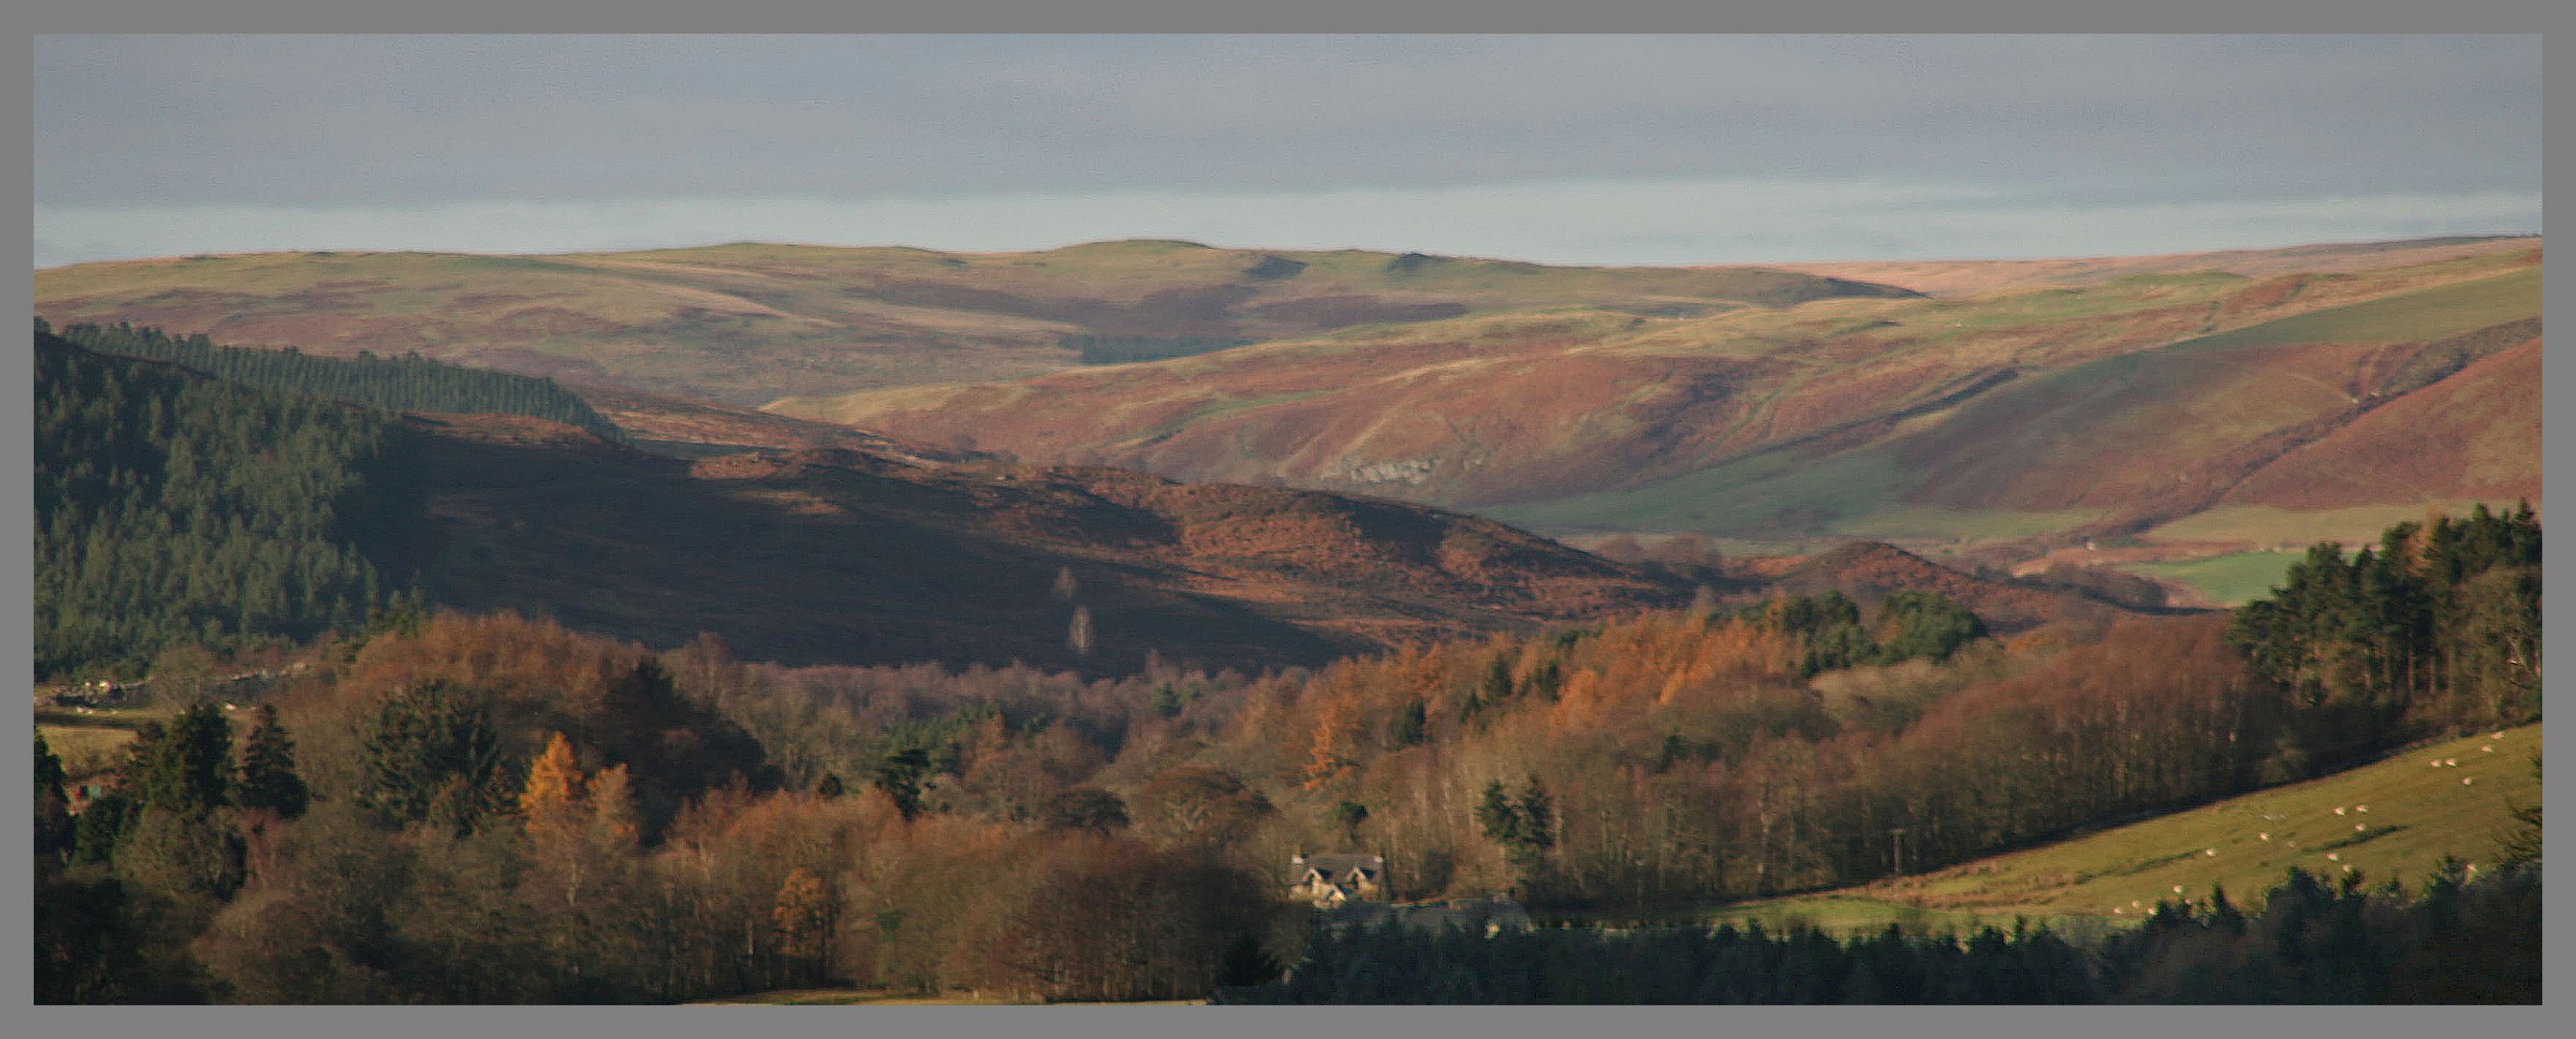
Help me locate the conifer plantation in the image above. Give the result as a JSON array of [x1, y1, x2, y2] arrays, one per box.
[[33, 326, 423, 678]]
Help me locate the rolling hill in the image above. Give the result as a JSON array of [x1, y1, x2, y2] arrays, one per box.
[[33, 241, 1912, 407], [37, 236, 2539, 577], [778, 242, 2540, 563]]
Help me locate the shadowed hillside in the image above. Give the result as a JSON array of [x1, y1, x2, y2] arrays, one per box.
[[405, 414, 1690, 675]]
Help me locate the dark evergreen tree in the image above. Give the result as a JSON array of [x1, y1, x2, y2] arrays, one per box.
[[237, 703, 310, 820], [358, 681, 501, 826], [873, 746, 931, 821]]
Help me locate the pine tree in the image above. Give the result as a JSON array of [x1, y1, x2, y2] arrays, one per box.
[[132, 700, 232, 817], [236, 702, 310, 819], [360, 681, 499, 825]]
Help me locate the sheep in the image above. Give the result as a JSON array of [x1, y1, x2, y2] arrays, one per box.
[[2463, 777, 2475, 785], [2334, 806, 2347, 816], [2205, 849, 2218, 856], [2326, 853, 2340, 861], [2491, 731, 2506, 741], [2259, 832, 2270, 841], [2343, 864, 2355, 874], [2446, 758, 2459, 767], [2483, 745, 2494, 753], [2355, 824, 2366, 831], [2172, 885, 2185, 894], [2355, 805, 2368, 813]]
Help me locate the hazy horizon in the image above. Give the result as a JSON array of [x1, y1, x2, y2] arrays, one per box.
[[35, 35, 2542, 269]]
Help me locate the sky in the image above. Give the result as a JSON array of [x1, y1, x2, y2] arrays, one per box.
[[31, 35, 2543, 269]]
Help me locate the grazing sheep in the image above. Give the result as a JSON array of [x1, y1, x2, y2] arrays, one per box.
[[2483, 745, 2494, 753], [2355, 824, 2366, 831], [2447, 758, 2459, 767], [2260, 832, 2270, 841], [2172, 885, 2185, 894], [2205, 849, 2218, 856], [2327, 853, 2340, 861], [2463, 777, 2475, 785], [2343, 864, 2355, 873], [2113, 907, 2124, 915], [2492, 731, 2506, 740], [2335, 807, 2347, 816], [2355, 805, 2368, 813]]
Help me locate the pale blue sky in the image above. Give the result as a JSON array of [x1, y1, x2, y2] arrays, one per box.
[[32, 35, 2542, 268]]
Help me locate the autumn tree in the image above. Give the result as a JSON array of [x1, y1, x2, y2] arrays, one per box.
[[1041, 787, 1130, 836], [1131, 763, 1273, 847], [771, 866, 835, 986]]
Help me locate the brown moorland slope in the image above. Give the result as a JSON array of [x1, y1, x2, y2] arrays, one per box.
[[2217, 336, 2542, 511], [402, 413, 1691, 676], [784, 244, 2541, 560], [33, 241, 1913, 407]]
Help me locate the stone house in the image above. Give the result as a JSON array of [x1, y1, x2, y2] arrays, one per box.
[[1289, 852, 1384, 906]]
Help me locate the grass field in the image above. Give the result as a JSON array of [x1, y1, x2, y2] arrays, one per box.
[[1708, 723, 2540, 935], [2116, 550, 2305, 606], [2144, 501, 2511, 548], [2167, 267, 2542, 355]]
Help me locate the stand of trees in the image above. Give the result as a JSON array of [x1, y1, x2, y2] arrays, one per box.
[[34, 328, 423, 678], [2228, 503, 2541, 774], [35, 612, 1287, 1004], [48, 319, 628, 443], [1216, 862, 2540, 1003]]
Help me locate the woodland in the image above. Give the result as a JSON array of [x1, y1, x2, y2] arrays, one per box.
[[30, 322, 2544, 1004]]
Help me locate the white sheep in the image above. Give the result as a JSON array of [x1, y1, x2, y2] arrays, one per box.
[[2355, 805, 2368, 814], [2355, 824, 2366, 831], [2259, 832, 2270, 841], [2205, 849, 2217, 856], [2343, 864, 2355, 873], [2172, 885, 2185, 894], [2482, 745, 2494, 753], [2447, 758, 2459, 767], [2327, 853, 2340, 861], [2463, 777, 2475, 785], [2334, 806, 2347, 816]]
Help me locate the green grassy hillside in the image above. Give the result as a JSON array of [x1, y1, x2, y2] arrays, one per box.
[[1709, 723, 2540, 935]]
